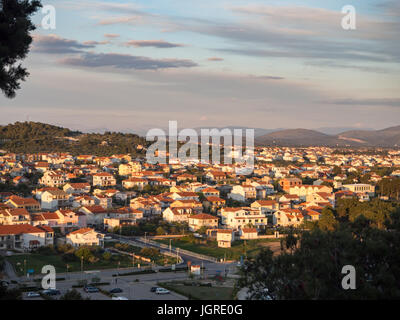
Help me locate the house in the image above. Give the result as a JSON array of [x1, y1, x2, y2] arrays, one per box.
[[39, 171, 67, 187], [63, 183, 91, 194], [94, 194, 113, 209], [0, 224, 54, 251], [342, 184, 375, 196], [162, 207, 192, 223], [201, 187, 220, 197], [130, 197, 162, 217], [5, 196, 40, 212], [72, 195, 96, 208], [122, 178, 148, 190], [279, 177, 302, 192], [79, 205, 108, 226], [66, 228, 104, 248], [216, 229, 234, 248], [92, 172, 116, 187], [240, 228, 258, 240], [273, 209, 304, 227], [41, 189, 70, 210], [220, 207, 267, 230], [170, 199, 203, 214], [189, 213, 219, 231], [104, 217, 137, 231], [204, 196, 226, 213], [118, 162, 142, 176], [302, 208, 321, 221], [206, 171, 226, 182], [55, 209, 81, 231], [0, 208, 31, 225], [250, 200, 278, 215], [289, 185, 333, 201], [228, 185, 257, 202], [176, 173, 197, 182]]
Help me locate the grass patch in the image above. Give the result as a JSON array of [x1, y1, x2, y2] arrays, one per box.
[[155, 237, 280, 260], [7, 253, 136, 276], [106, 242, 176, 266], [158, 282, 234, 300]]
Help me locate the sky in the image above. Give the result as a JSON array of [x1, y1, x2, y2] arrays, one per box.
[[1, 0, 400, 134]]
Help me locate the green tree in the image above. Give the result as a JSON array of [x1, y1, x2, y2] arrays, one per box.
[[318, 207, 338, 231], [60, 289, 88, 300], [238, 214, 400, 300], [0, 0, 42, 98]]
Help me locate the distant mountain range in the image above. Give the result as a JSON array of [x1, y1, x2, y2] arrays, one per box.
[[255, 126, 400, 147], [1, 122, 399, 149]]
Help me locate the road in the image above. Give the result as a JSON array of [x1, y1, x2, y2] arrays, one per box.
[[4, 236, 238, 300]]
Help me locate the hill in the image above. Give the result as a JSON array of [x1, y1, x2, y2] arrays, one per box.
[[337, 126, 400, 147], [0, 122, 147, 156], [255, 126, 400, 147], [255, 129, 350, 147]]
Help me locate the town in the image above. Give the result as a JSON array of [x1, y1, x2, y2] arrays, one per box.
[[1, 124, 399, 300]]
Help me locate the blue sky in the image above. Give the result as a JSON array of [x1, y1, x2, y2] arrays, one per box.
[[1, 0, 399, 133]]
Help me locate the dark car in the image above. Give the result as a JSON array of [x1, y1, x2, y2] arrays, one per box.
[[150, 287, 158, 292], [42, 289, 61, 296], [84, 286, 99, 293], [109, 288, 123, 294]]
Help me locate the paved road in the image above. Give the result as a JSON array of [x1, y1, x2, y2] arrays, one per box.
[[8, 236, 238, 300]]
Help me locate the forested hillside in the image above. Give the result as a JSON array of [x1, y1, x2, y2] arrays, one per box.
[[0, 122, 147, 156]]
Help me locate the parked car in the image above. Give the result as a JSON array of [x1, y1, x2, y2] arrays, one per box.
[[112, 296, 129, 300], [84, 286, 99, 293], [155, 288, 170, 295], [0, 280, 9, 287], [109, 288, 123, 294], [42, 289, 61, 296], [26, 291, 40, 298]]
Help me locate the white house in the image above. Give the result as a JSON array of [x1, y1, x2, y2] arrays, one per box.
[[66, 228, 104, 247]]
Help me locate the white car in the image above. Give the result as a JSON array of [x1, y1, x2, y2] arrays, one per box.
[[26, 292, 41, 298], [112, 296, 129, 300], [155, 288, 170, 295]]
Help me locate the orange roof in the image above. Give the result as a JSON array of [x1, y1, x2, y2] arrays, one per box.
[[190, 213, 218, 220], [0, 224, 47, 235], [68, 228, 94, 235]]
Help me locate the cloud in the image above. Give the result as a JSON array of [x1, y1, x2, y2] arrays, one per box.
[[320, 98, 400, 107], [251, 75, 285, 80], [83, 40, 110, 45], [58, 52, 198, 70], [32, 34, 95, 54], [125, 40, 184, 48], [97, 16, 141, 26], [104, 34, 120, 39], [207, 57, 224, 61]]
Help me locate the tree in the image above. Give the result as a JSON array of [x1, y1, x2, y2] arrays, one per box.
[[60, 289, 89, 300], [238, 214, 400, 299], [0, 0, 42, 98], [156, 226, 166, 235], [318, 207, 338, 231]]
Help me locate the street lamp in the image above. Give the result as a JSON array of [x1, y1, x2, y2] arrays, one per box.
[[81, 256, 84, 281]]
